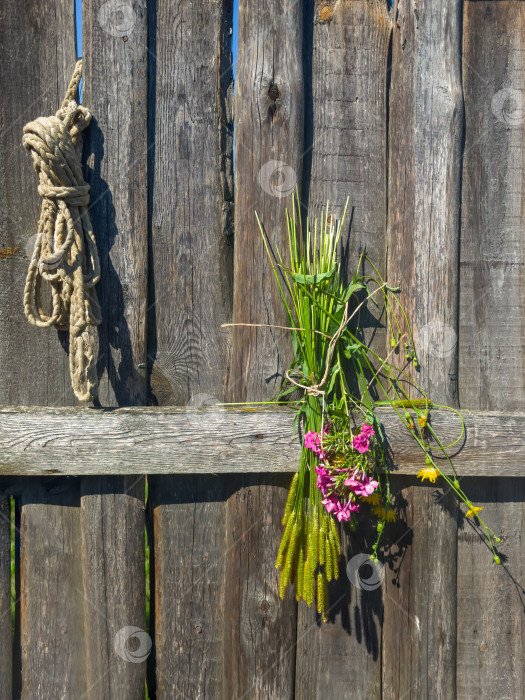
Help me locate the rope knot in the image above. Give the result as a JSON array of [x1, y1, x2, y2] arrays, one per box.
[[37, 184, 90, 207], [22, 60, 101, 402]]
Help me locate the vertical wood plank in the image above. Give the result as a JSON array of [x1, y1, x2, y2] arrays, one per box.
[[147, 0, 233, 696], [81, 0, 148, 696], [20, 481, 87, 697], [224, 0, 304, 696], [150, 476, 229, 699], [0, 495, 11, 699], [0, 0, 86, 695], [304, 0, 391, 271], [457, 3, 525, 698], [382, 1, 463, 698], [296, 3, 391, 697]]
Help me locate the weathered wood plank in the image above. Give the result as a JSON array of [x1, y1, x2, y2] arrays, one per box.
[[224, 0, 305, 695], [81, 0, 148, 697], [0, 406, 523, 476], [383, 1, 463, 698], [0, 495, 11, 699], [0, 0, 78, 403], [223, 473, 298, 698], [457, 4, 525, 699], [146, 0, 233, 696], [296, 3, 392, 697], [20, 480, 87, 697], [0, 0, 86, 694], [150, 476, 229, 699]]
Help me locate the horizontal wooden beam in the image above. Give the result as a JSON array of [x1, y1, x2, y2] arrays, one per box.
[[0, 405, 522, 477]]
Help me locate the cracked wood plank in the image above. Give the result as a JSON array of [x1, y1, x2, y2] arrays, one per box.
[[0, 406, 522, 477]]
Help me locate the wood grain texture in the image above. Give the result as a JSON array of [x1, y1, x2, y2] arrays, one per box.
[[223, 473, 298, 699], [0, 496, 11, 699], [0, 0, 86, 695], [81, 0, 148, 696], [383, 1, 464, 698], [150, 476, 229, 699], [0, 406, 523, 476], [457, 4, 525, 699], [303, 0, 391, 271], [20, 481, 87, 698], [227, 0, 304, 403], [0, 1, 76, 407], [296, 3, 392, 697], [146, 0, 233, 696], [224, 1, 304, 696]]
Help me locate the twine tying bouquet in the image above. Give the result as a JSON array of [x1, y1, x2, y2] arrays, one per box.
[[230, 192, 501, 621]]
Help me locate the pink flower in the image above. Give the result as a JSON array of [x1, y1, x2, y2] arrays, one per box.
[[336, 500, 360, 522], [304, 430, 318, 451], [345, 472, 379, 497], [322, 494, 341, 514], [304, 428, 329, 459], [344, 471, 361, 490], [360, 424, 375, 439], [352, 433, 370, 453], [315, 465, 334, 496]]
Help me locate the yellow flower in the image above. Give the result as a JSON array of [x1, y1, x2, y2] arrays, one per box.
[[373, 505, 398, 522], [385, 508, 397, 523], [331, 455, 345, 467], [418, 415, 427, 428], [362, 493, 381, 506], [466, 506, 483, 518], [417, 466, 439, 483]]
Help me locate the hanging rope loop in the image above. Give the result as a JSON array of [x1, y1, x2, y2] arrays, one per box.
[[22, 59, 101, 402]]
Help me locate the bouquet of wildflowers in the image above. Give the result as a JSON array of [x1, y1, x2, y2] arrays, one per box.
[[251, 193, 501, 621]]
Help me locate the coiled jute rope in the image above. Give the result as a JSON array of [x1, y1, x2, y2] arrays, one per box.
[[22, 60, 101, 402]]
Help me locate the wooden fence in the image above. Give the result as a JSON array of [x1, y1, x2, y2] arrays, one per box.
[[0, 0, 524, 698]]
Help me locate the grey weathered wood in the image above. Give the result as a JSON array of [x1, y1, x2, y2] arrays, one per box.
[[146, 0, 233, 696], [224, 0, 304, 695], [457, 4, 525, 698], [223, 473, 297, 699], [296, 3, 392, 697], [81, 0, 148, 697], [20, 481, 87, 697], [0, 495, 11, 699], [383, 1, 463, 698], [303, 0, 391, 272], [0, 406, 523, 476], [0, 0, 86, 695], [150, 476, 229, 699]]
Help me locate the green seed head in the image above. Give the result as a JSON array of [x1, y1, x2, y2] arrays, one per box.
[[494, 555, 501, 565], [453, 479, 460, 489], [494, 537, 501, 544]]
